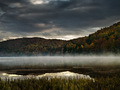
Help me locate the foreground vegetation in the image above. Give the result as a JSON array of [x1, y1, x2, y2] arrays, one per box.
[[0, 76, 120, 90], [0, 65, 120, 90]]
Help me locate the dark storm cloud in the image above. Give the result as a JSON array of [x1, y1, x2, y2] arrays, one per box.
[[0, 0, 120, 40]]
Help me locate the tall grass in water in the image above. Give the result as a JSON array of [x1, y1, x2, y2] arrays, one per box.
[[0, 76, 120, 90]]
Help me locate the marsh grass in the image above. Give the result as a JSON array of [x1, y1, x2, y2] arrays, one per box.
[[0, 76, 120, 90], [0, 65, 120, 90]]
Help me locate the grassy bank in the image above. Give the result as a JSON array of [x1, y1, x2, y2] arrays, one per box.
[[0, 65, 120, 90], [0, 76, 120, 90]]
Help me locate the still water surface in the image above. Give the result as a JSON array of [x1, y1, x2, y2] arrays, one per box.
[[0, 55, 119, 81]]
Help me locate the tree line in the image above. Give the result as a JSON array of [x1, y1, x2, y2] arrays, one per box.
[[0, 22, 120, 55]]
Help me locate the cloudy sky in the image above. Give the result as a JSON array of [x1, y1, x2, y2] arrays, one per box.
[[0, 0, 120, 41]]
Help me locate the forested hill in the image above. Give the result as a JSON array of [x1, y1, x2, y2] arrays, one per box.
[[68, 22, 120, 53], [0, 22, 120, 56], [0, 38, 66, 55]]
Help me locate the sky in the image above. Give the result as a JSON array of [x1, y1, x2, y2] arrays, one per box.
[[0, 0, 120, 41]]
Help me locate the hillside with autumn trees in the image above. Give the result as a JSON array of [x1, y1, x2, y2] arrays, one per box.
[[0, 22, 120, 56]]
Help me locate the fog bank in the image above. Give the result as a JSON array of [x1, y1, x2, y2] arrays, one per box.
[[0, 55, 120, 67]]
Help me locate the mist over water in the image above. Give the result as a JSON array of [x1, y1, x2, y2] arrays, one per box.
[[0, 55, 120, 80], [0, 55, 120, 67]]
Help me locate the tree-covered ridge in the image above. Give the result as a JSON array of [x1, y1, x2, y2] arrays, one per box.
[[65, 22, 120, 54], [0, 22, 120, 55], [0, 38, 66, 55]]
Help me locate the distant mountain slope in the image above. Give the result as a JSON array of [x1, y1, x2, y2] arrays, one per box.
[[0, 38, 66, 55], [69, 22, 120, 53], [0, 22, 120, 55]]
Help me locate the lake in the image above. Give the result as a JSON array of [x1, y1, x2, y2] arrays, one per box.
[[0, 55, 120, 80]]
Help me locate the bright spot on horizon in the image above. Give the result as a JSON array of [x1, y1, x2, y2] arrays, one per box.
[[30, 0, 49, 4], [56, 35, 83, 40], [1, 35, 84, 42], [30, 0, 70, 5]]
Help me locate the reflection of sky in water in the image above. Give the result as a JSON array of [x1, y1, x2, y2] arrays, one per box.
[[0, 56, 120, 66], [0, 71, 94, 82]]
